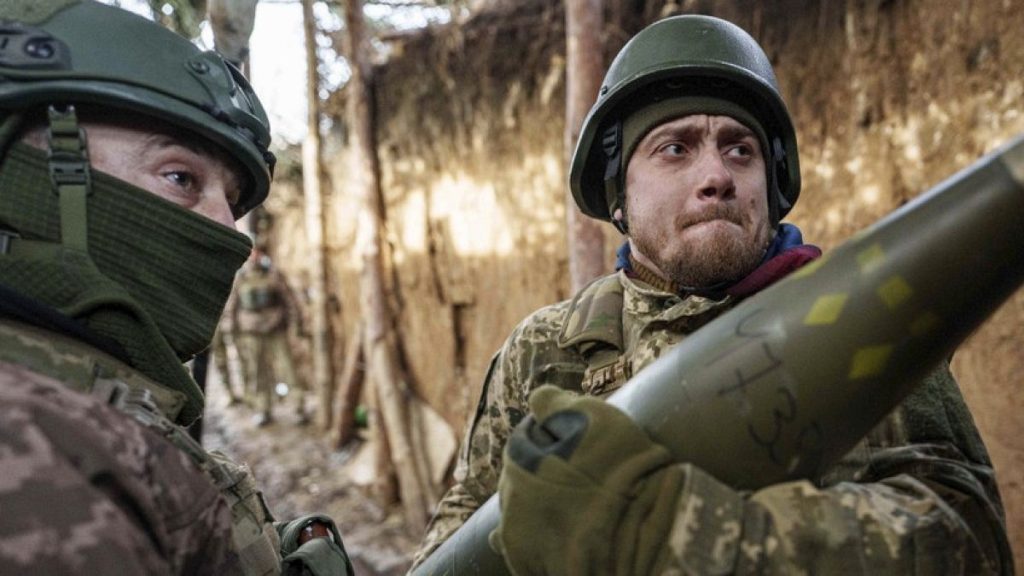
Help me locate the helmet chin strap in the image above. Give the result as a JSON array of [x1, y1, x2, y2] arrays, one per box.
[[601, 122, 629, 235], [46, 104, 92, 254], [768, 136, 789, 226], [0, 113, 26, 160]]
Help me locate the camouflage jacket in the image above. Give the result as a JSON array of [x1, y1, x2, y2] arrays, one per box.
[[230, 267, 302, 335], [415, 270, 1012, 574], [0, 319, 283, 575]]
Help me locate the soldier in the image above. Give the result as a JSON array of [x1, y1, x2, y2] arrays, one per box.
[[230, 249, 308, 426], [414, 15, 1011, 575], [0, 1, 351, 574], [213, 285, 246, 406]]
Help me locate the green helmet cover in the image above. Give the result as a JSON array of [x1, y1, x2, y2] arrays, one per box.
[[569, 15, 801, 226], [0, 0, 274, 217]]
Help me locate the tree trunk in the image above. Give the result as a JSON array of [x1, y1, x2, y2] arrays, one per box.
[[332, 322, 365, 449], [301, 0, 336, 431], [369, 377, 398, 504], [342, 0, 433, 529], [207, 0, 258, 68], [565, 0, 608, 292]]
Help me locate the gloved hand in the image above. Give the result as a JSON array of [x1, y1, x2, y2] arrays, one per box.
[[491, 385, 686, 576], [277, 514, 354, 576]]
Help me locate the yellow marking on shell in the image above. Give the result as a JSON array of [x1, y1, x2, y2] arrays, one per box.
[[910, 312, 941, 337], [857, 244, 885, 274], [804, 293, 849, 325], [849, 345, 894, 379], [877, 276, 913, 310]]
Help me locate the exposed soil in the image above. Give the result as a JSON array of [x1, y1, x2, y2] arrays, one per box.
[[200, 371, 421, 576]]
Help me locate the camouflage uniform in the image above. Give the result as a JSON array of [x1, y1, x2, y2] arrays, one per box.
[[231, 260, 306, 423], [0, 1, 352, 574], [0, 318, 281, 575], [213, 288, 245, 405], [415, 269, 1011, 573]]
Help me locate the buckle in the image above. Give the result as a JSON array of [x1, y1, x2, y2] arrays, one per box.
[[46, 105, 92, 193], [48, 154, 89, 187], [0, 229, 20, 255]]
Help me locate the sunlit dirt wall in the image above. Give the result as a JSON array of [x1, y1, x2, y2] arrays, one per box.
[[369, 0, 573, 431], [267, 0, 1023, 566]]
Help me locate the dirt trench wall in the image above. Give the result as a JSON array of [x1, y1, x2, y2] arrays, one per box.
[[266, 0, 1023, 565], [370, 0, 573, 429]]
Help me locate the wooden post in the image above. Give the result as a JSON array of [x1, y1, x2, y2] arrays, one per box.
[[342, 0, 433, 528], [301, 0, 337, 430], [565, 0, 607, 292]]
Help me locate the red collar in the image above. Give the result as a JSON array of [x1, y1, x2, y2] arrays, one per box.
[[726, 245, 822, 297]]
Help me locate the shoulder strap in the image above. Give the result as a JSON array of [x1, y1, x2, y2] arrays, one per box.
[[556, 274, 632, 396], [92, 380, 283, 576], [0, 319, 187, 419], [0, 320, 282, 575], [557, 273, 625, 352]]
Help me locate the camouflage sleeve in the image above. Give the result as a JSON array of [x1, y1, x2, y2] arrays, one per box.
[[411, 303, 585, 567], [0, 361, 240, 575], [223, 285, 239, 333], [660, 364, 1011, 575], [275, 271, 305, 333]]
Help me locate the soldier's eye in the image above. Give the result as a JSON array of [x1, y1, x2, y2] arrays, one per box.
[[164, 171, 195, 188], [659, 143, 687, 156], [724, 143, 755, 161]]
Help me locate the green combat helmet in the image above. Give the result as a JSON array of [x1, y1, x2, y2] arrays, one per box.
[[569, 15, 800, 232], [0, 0, 274, 218]]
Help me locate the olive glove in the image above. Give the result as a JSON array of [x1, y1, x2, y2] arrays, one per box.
[[491, 385, 686, 576], [276, 514, 354, 576]]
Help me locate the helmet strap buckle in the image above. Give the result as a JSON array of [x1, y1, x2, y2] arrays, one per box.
[[770, 137, 790, 224], [0, 229, 20, 255], [601, 122, 629, 234], [46, 104, 92, 253]]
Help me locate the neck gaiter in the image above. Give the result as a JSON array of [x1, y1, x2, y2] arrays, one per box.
[[0, 143, 252, 423]]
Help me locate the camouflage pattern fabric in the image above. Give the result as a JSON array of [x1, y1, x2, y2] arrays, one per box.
[[413, 270, 1011, 574], [212, 324, 244, 404], [0, 318, 289, 575], [236, 330, 302, 420], [230, 265, 305, 419], [233, 267, 300, 336], [0, 359, 240, 575], [214, 285, 246, 404]]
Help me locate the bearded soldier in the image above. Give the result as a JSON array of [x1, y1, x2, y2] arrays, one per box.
[[0, 1, 351, 574], [414, 15, 1011, 575]]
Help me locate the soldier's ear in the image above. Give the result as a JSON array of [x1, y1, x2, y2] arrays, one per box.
[[612, 208, 629, 235]]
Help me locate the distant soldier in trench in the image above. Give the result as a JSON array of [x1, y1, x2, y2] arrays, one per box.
[[231, 248, 309, 426], [211, 282, 247, 405]]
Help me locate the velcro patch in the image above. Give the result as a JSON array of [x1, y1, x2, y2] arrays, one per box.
[[0, 0, 80, 25]]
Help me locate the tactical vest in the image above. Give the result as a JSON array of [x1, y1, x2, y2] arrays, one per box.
[[557, 274, 632, 397], [0, 319, 283, 576], [238, 274, 281, 311], [556, 272, 736, 397]]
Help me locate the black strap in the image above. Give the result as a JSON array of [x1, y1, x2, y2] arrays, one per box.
[[47, 105, 92, 253], [0, 282, 131, 363], [601, 122, 629, 234]]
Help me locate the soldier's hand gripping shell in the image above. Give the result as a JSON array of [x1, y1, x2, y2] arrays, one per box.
[[277, 514, 355, 576], [491, 385, 687, 575]]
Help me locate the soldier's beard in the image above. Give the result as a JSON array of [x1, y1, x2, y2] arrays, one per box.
[[630, 203, 771, 290]]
